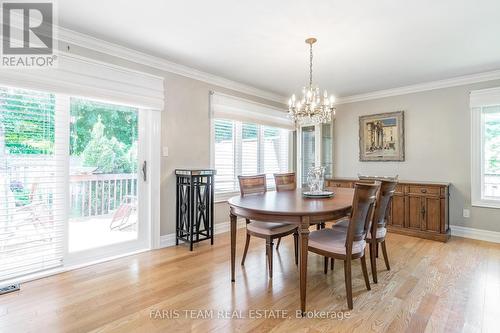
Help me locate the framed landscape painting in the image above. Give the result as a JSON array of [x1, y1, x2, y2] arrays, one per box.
[[359, 111, 404, 161]]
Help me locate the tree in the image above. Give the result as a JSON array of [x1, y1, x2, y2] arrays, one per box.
[[70, 98, 138, 156], [81, 116, 131, 173]]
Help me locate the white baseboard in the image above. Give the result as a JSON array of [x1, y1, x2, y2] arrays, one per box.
[[160, 219, 246, 248], [451, 225, 500, 244]]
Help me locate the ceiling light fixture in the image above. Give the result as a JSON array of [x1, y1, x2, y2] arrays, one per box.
[[288, 38, 336, 126]]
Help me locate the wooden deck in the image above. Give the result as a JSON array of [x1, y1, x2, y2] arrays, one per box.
[[1, 225, 499, 332]]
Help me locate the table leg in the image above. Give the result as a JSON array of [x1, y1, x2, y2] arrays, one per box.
[[299, 216, 310, 315], [230, 213, 237, 282]]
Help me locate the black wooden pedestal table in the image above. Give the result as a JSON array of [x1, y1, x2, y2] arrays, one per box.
[[175, 169, 216, 251]]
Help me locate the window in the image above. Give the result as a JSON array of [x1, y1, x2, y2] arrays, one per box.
[[471, 87, 500, 208], [210, 92, 294, 199], [213, 119, 290, 197]]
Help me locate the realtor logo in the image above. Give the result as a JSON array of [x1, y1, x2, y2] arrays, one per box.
[[1, 1, 57, 67]]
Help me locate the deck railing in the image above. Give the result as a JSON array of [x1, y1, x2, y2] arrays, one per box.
[[70, 173, 137, 218]]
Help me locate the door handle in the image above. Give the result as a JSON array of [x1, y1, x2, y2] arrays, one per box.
[[142, 160, 147, 181]]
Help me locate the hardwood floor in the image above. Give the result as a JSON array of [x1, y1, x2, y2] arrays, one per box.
[[1, 226, 499, 333]]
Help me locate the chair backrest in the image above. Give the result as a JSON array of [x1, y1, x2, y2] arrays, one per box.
[[371, 180, 398, 231], [345, 182, 379, 253], [274, 172, 296, 192], [238, 174, 267, 196], [357, 176, 398, 237]]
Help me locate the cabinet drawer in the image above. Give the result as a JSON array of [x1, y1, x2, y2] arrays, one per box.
[[326, 181, 353, 188], [408, 186, 440, 196]]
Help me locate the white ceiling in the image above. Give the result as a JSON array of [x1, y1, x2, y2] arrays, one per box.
[[59, 0, 500, 98]]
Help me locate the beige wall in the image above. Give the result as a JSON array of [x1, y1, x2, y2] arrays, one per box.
[[334, 79, 500, 233], [60, 42, 284, 236]]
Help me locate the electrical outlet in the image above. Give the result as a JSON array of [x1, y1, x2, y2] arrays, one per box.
[[463, 208, 470, 218]]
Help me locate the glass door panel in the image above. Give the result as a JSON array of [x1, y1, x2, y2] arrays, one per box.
[[68, 98, 139, 253], [321, 123, 333, 177], [301, 125, 315, 186]]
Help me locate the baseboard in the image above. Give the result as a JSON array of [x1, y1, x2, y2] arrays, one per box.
[[160, 219, 246, 248], [451, 225, 500, 244]]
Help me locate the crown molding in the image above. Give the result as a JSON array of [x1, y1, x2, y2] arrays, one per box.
[[57, 27, 286, 104], [55, 26, 500, 106], [336, 70, 500, 105]]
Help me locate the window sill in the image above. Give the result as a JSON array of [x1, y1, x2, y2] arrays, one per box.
[[472, 199, 500, 209]]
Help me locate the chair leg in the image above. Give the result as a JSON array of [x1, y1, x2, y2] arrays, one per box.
[[376, 242, 379, 258], [324, 257, 328, 274], [316, 224, 320, 230], [330, 258, 334, 271], [381, 240, 391, 271], [360, 254, 371, 291], [321, 222, 325, 229], [266, 238, 274, 278], [293, 232, 298, 265], [344, 260, 353, 309], [276, 237, 282, 250], [370, 241, 378, 284], [241, 233, 251, 266]]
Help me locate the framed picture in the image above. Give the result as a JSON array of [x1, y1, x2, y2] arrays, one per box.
[[359, 111, 404, 161]]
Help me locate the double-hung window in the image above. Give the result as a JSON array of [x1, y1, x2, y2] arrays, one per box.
[[211, 93, 293, 199], [471, 87, 500, 208]]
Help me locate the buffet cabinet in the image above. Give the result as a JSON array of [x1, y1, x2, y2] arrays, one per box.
[[325, 178, 450, 242]]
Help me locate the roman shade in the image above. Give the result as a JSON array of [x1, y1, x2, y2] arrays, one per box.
[[210, 92, 293, 130], [0, 54, 164, 110]]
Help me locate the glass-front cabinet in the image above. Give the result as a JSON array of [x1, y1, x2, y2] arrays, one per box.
[[297, 122, 333, 187]]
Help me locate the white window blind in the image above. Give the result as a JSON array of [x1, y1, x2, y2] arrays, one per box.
[[471, 87, 500, 208], [0, 86, 68, 282], [213, 119, 290, 197]]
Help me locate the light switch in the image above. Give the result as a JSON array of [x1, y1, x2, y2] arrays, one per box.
[[162, 146, 169, 157], [463, 209, 470, 218]]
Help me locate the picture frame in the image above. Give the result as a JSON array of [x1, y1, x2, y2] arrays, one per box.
[[359, 111, 405, 161]]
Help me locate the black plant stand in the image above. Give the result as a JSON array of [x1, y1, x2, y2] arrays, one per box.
[[175, 169, 216, 251]]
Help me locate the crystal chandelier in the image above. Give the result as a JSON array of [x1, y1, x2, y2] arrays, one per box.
[[288, 38, 336, 125]]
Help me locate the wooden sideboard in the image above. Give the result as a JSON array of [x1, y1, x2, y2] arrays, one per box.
[[325, 178, 451, 242]]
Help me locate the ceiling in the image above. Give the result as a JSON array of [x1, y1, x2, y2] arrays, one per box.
[[59, 0, 500, 98]]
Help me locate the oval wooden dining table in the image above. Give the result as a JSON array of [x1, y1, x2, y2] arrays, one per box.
[[228, 187, 355, 314]]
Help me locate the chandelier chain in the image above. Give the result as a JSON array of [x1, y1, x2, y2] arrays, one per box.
[[309, 42, 313, 88]]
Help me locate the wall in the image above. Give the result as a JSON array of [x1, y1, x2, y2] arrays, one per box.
[[334, 79, 500, 232], [60, 42, 285, 236]]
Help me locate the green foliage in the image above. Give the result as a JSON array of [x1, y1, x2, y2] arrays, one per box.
[[81, 116, 136, 173], [0, 87, 55, 155], [485, 116, 500, 174], [70, 98, 138, 156]]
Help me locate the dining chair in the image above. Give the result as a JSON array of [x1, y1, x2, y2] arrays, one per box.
[[238, 174, 298, 278], [274, 172, 326, 241], [308, 182, 379, 309], [331, 178, 398, 283]]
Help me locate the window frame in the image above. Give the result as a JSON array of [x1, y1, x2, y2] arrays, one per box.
[[211, 118, 291, 202], [471, 87, 500, 209]]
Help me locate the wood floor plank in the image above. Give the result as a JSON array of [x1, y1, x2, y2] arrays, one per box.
[[1, 227, 499, 333]]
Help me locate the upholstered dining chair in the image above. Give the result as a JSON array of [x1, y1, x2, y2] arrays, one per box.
[[238, 174, 298, 278], [274, 172, 325, 251], [308, 182, 379, 309], [331, 178, 398, 283]]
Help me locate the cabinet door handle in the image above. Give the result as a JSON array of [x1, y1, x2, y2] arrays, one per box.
[[421, 188, 427, 193]]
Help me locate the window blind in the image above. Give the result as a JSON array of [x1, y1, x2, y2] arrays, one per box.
[[0, 86, 68, 282], [213, 119, 290, 196]]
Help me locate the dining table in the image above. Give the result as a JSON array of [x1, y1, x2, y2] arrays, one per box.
[[228, 187, 355, 314]]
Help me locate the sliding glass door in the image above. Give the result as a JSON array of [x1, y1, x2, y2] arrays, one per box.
[[0, 85, 151, 283]]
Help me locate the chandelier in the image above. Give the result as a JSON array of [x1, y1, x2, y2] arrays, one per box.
[[288, 38, 336, 125]]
